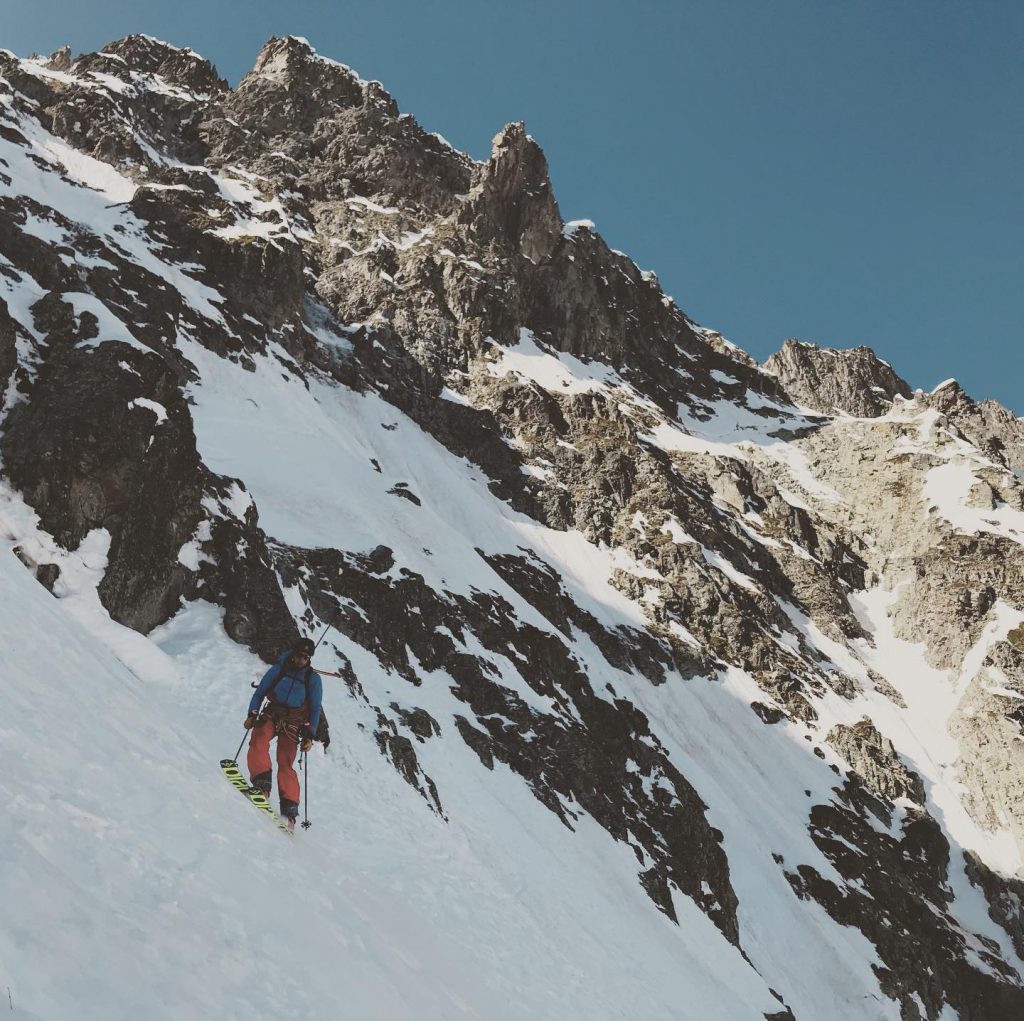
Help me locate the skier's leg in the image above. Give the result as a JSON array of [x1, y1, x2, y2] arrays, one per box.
[[276, 732, 300, 819], [246, 718, 275, 794]]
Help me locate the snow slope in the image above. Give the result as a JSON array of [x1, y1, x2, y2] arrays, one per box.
[[0, 491, 785, 1020]]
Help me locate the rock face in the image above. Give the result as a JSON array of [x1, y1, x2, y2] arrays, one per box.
[[0, 303, 16, 392], [927, 379, 1024, 472], [764, 338, 913, 417], [826, 718, 925, 805], [2, 341, 202, 632], [459, 122, 563, 263], [208, 35, 472, 215], [3, 35, 1024, 1020]]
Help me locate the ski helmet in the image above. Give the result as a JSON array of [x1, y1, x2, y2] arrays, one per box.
[[294, 637, 315, 657]]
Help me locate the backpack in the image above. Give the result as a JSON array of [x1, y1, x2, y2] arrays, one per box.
[[314, 707, 331, 751]]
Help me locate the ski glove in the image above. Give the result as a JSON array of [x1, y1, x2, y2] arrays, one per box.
[[243, 711, 260, 730], [300, 723, 315, 753]]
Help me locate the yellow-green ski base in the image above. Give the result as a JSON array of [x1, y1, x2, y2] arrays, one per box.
[[219, 758, 294, 835]]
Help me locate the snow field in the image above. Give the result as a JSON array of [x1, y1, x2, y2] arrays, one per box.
[[1, 503, 784, 1019]]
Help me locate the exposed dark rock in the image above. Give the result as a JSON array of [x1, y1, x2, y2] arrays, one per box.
[[790, 782, 1024, 1019], [46, 46, 72, 73], [206, 36, 471, 215], [826, 717, 926, 805], [480, 548, 679, 683], [751, 702, 785, 724], [36, 562, 61, 593], [387, 483, 421, 506], [758, 671, 818, 724], [20, 37, 226, 170], [199, 515, 300, 663], [964, 850, 1024, 961], [127, 182, 306, 337], [0, 299, 16, 394], [1, 344, 202, 631], [927, 379, 1024, 473], [1009, 624, 1024, 653], [374, 718, 444, 815], [390, 704, 440, 741], [896, 534, 1024, 671], [353, 544, 395, 575], [0, 201, 71, 298], [274, 542, 740, 941], [98, 34, 227, 96]]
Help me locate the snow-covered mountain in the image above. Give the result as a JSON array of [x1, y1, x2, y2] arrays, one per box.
[[3, 34, 1024, 1020]]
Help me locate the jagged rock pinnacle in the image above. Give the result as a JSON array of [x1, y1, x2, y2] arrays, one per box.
[[243, 35, 366, 100], [459, 121, 562, 263], [46, 45, 72, 73], [98, 34, 226, 94], [764, 338, 912, 417]]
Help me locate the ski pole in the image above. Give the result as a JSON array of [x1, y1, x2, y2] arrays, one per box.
[[302, 751, 312, 830], [311, 604, 343, 654], [231, 728, 251, 763]]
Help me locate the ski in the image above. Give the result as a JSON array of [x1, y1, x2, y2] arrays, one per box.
[[219, 758, 294, 835]]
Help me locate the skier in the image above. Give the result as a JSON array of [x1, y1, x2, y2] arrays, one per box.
[[244, 638, 323, 828]]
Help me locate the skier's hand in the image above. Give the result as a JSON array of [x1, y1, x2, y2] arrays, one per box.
[[243, 711, 260, 730], [300, 723, 315, 753]]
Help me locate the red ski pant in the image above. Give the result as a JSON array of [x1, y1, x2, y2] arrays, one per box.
[[247, 718, 300, 804]]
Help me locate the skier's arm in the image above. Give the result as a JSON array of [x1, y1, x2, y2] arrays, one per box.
[[248, 665, 280, 714], [306, 671, 324, 732]]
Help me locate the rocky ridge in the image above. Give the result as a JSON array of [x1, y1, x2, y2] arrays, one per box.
[[764, 337, 913, 418], [3, 34, 1024, 1019]]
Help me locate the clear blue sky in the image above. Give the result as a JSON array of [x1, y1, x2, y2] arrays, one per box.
[[6, 1, 1023, 412]]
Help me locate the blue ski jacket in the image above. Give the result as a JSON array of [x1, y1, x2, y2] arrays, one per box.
[[249, 651, 323, 732]]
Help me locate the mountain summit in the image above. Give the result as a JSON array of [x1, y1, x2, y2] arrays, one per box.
[[3, 35, 1024, 1020]]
